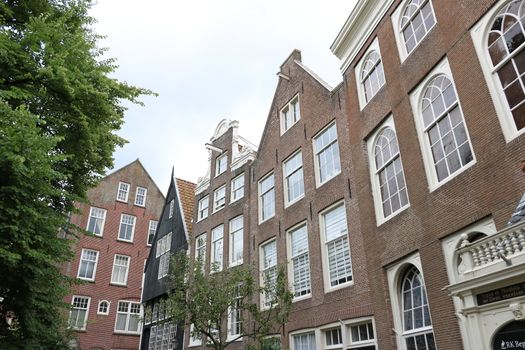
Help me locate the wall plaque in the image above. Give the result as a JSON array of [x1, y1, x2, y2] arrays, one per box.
[[477, 282, 525, 306]]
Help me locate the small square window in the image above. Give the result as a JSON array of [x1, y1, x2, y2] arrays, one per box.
[[117, 182, 130, 202], [134, 186, 147, 206]]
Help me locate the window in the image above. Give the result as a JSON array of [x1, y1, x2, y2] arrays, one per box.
[[135, 186, 147, 206], [86, 207, 106, 236], [259, 172, 275, 222], [313, 122, 341, 186], [261, 337, 282, 350], [281, 95, 301, 134], [471, 0, 525, 141], [157, 233, 172, 279], [320, 203, 352, 290], [349, 322, 375, 346], [117, 182, 130, 202], [229, 216, 244, 266], [393, 0, 436, 60], [69, 296, 90, 330], [409, 59, 475, 190], [197, 196, 209, 221], [111, 254, 130, 285], [287, 224, 311, 299], [283, 150, 304, 205], [213, 185, 226, 212], [115, 301, 141, 334], [401, 267, 436, 350], [118, 214, 136, 242], [189, 324, 202, 347], [260, 239, 277, 308], [387, 254, 435, 350], [324, 328, 342, 349], [231, 173, 245, 202], [356, 38, 386, 107], [367, 116, 409, 224], [97, 300, 110, 315], [211, 225, 224, 272], [148, 220, 158, 246], [195, 233, 207, 265], [77, 249, 99, 281], [150, 321, 177, 350], [292, 332, 316, 350], [228, 284, 243, 339], [168, 199, 174, 219], [216, 153, 228, 176]]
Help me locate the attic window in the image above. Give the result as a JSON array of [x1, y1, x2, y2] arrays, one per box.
[[216, 153, 228, 176], [280, 95, 300, 134], [168, 200, 174, 219]]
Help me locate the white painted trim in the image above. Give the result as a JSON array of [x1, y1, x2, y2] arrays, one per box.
[[228, 215, 244, 267], [280, 94, 301, 136], [258, 171, 276, 224], [110, 254, 130, 286], [313, 121, 342, 188], [408, 57, 477, 192], [69, 295, 91, 331], [118, 214, 136, 243], [289, 328, 320, 350], [77, 248, 99, 282], [213, 184, 227, 213], [116, 181, 130, 202], [331, 0, 395, 74], [259, 237, 277, 310], [366, 115, 410, 226], [97, 300, 110, 315], [470, 0, 525, 143], [134, 186, 147, 207], [283, 149, 305, 207], [197, 195, 209, 222], [286, 221, 312, 302], [230, 172, 245, 203], [86, 206, 107, 237]]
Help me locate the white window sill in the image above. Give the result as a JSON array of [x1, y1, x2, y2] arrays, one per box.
[[133, 203, 146, 207], [230, 196, 244, 204], [315, 171, 341, 189], [116, 199, 128, 203], [226, 335, 243, 342], [376, 204, 410, 227], [117, 238, 134, 244], [113, 331, 141, 336], [325, 280, 354, 294], [110, 282, 127, 287], [77, 277, 95, 282], [258, 215, 275, 225], [284, 195, 304, 209], [292, 294, 311, 303], [213, 206, 225, 214], [229, 261, 243, 268]]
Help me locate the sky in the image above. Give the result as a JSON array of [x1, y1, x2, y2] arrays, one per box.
[[90, 0, 356, 192]]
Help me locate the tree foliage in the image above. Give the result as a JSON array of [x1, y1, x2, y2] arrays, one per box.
[[0, 0, 153, 348], [167, 252, 293, 350]]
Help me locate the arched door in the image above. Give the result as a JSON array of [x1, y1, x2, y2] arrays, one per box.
[[492, 320, 525, 350]]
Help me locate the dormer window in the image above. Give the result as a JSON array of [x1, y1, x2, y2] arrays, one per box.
[[280, 95, 300, 134], [215, 153, 228, 176]]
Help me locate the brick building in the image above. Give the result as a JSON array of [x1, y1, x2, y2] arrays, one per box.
[[160, 0, 525, 349], [65, 160, 164, 350]]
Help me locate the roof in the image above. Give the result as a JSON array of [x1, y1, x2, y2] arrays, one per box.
[[175, 178, 196, 236]]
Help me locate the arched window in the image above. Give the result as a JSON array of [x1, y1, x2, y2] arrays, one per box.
[[401, 267, 436, 350], [400, 0, 436, 54], [421, 74, 473, 182], [487, 0, 525, 130], [361, 50, 386, 103], [97, 300, 109, 315], [374, 127, 408, 219]]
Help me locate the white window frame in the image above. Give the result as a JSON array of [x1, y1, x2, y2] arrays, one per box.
[[168, 199, 174, 219], [114, 300, 142, 334], [213, 185, 226, 212], [97, 300, 110, 315], [189, 323, 202, 347], [355, 37, 386, 109], [195, 233, 207, 266], [319, 201, 353, 292], [258, 172, 275, 223], [259, 238, 278, 309], [229, 215, 244, 267], [134, 186, 147, 206], [231, 173, 245, 202], [313, 121, 341, 187], [280, 94, 301, 135], [366, 115, 410, 225], [147, 220, 158, 246], [111, 254, 130, 286], [116, 182, 130, 202], [283, 150, 305, 206], [391, 0, 437, 62], [118, 214, 136, 242], [408, 57, 476, 191], [286, 222, 311, 301], [157, 232, 172, 279], [86, 206, 107, 237], [215, 152, 228, 176], [197, 195, 209, 221], [386, 253, 435, 350], [210, 225, 224, 272], [290, 329, 318, 350], [471, 0, 525, 142], [227, 284, 243, 341], [77, 248, 99, 281], [69, 295, 91, 330]]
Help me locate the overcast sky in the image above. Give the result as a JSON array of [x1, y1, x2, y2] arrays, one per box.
[[90, 0, 356, 192]]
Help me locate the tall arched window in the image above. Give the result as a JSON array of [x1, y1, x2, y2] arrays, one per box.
[[421, 74, 473, 182], [487, 0, 525, 131], [400, 0, 436, 54], [401, 266, 436, 350], [374, 127, 408, 219], [361, 50, 386, 103]]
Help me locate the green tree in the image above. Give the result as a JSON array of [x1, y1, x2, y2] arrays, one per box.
[[167, 252, 293, 350], [0, 0, 153, 348]]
